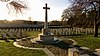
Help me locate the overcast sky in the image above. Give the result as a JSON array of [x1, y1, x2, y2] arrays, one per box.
[[0, 0, 70, 21]]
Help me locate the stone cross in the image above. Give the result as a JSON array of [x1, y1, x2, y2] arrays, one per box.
[[43, 3, 50, 29]]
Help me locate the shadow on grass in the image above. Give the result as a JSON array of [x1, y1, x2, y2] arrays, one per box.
[[42, 41, 72, 50], [0, 38, 19, 42], [53, 34, 83, 37]]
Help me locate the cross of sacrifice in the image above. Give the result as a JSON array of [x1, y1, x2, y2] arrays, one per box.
[[43, 3, 50, 29]]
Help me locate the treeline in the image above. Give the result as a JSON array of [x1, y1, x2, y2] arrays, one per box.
[[0, 20, 44, 25]]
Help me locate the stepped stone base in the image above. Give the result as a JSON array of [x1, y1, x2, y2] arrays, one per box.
[[38, 33, 54, 42], [31, 28, 61, 44], [36, 34, 61, 44]]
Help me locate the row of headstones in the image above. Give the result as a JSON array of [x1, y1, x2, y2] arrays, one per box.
[[0, 28, 41, 39], [0, 30, 25, 39], [0, 28, 41, 32], [50, 28, 100, 35], [0, 28, 99, 39]]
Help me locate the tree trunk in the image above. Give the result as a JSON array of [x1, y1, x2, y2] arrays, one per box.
[[91, 2, 99, 37], [94, 19, 98, 37]]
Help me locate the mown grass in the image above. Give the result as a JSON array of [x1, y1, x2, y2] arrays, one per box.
[[0, 41, 47, 56], [0, 31, 46, 56], [0, 30, 100, 55], [27, 31, 100, 50], [27, 31, 41, 37], [65, 35, 100, 50]]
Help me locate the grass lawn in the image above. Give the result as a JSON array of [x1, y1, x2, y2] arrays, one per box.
[[64, 35, 100, 50], [0, 31, 45, 56], [0, 41, 47, 56], [27, 31, 41, 37], [27, 31, 100, 50], [13, 30, 100, 56], [0, 30, 100, 56]]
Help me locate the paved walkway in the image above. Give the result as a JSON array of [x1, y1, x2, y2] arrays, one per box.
[[13, 41, 54, 56]]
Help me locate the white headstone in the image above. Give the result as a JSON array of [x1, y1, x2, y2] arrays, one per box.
[[2, 33, 6, 39], [68, 48, 79, 56]]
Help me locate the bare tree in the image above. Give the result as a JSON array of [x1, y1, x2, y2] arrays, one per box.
[[73, 0, 100, 37], [0, 0, 28, 14], [62, 0, 100, 37]]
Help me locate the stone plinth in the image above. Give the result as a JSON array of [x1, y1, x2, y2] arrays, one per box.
[[36, 33, 60, 44], [36, 28, 53, 43], [38, 33, 54, 42], [42, 28, 50, 35], [34, 28, 61, 44]]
